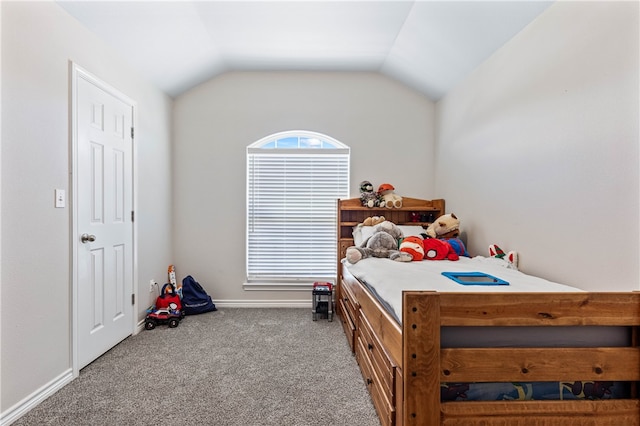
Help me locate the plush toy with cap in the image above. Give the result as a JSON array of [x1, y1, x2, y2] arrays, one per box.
[[359, 180, 382, 208], [399, 236, 425, 261], [423, 238, 459, 261], [378, 183, 402, 208], [346, 221, 412, 264], [425, 213, 460, 239]]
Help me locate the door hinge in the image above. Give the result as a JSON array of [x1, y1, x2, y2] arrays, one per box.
[[131, 211, 134, 222], [131, 127, 134, 139], [131, 294, 135, 305]]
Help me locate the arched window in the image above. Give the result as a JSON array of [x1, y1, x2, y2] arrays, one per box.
[[246, 131, 350, 288]]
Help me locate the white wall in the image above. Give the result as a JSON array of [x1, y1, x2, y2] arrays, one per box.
[[172, 71, 435, 302], [435, 1, 639, 291], [1, 1, 173, 417]]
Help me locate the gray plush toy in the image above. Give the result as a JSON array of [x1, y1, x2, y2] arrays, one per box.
[[359, 180, 381, 208], [345, 221, 413, 264]]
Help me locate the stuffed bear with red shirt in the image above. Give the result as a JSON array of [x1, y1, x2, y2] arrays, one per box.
[[400, 236, 460, 261], [423, 238, 459, 261]]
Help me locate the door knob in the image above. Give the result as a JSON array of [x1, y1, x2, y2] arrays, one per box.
[[81, 233, 96, 243]]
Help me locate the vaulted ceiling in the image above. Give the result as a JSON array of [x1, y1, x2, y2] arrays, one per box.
[[57, 1, 553, 100]]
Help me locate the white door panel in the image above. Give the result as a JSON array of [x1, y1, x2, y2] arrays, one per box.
[[75, 72, 134, 370]]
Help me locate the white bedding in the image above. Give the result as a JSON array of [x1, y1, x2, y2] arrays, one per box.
[[343, 256, 583, 324]]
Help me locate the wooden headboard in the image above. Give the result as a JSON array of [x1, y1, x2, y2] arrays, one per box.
[[336, 197, 445, 282]]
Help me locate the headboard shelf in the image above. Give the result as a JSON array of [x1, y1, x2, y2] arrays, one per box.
[[336, 197, 445, 281], [337, 197, 444, 211]]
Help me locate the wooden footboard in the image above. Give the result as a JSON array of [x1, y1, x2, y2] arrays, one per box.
[[339, 264, 640, 426], [402, 291, 640, 426]]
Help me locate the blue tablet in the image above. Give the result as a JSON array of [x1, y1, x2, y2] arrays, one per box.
[[442, 271, 509, 286]]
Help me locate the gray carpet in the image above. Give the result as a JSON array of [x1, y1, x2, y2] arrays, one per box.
[[14, 308, 380, 426]]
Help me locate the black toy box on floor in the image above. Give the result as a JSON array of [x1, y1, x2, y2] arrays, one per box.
[[312, 282, 333, 321]]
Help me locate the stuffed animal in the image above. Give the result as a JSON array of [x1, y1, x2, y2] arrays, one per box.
[[345, 221, 412, 264], [423, 238, 459, 261], [424, 213, 469, 257], [377, 183, 402, 208], [444, 237, 469, 257], [425, 213, 460, 239], [399, 236, 425, 261], [489, 244, 519, 268], [362, 215, 385, 226], [359, 180, 381, 208]]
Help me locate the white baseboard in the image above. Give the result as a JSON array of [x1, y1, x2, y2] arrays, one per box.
[[0, 368, 74, 426], [136, 319, 146, 334]]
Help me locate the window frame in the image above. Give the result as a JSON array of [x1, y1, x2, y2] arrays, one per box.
[[245, 130, 350, 290]]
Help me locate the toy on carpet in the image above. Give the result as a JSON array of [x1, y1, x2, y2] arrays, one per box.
[[377, 183, 403, 209], [155, 283, 182, 310], [144, 306, 183, 330], [362, 215, 385, 226], [489, 244, 519, 268], [145, 283, 183, 330], [423, 238, 460, 261], [346, 221, 412, 264], [399, 236, 425, 261], [359, 180, 382, 208]]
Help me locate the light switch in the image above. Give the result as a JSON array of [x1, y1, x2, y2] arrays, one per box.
[[55, 189, 65, 208]]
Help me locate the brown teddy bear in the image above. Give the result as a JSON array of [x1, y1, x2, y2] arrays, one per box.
[[362, 215, 385, 226], [425, 213, 469, 257], [425, 213, 460, 239]]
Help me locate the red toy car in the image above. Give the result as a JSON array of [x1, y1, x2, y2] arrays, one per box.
[[144, 303, 183, 330]]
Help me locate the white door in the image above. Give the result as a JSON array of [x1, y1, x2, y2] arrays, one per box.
[[74, 68, 134, 370]]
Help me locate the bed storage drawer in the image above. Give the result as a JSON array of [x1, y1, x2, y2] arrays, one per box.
[[358, 311, 396, 398], [338, 278, 359, 352], [356, 336, 395, 426], [395, 367, 403, 426], [338, 298, 356, 351], [340, 278, 359, 318]]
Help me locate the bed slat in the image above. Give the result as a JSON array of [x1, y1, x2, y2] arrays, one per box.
[[441, 399, 640, 426], [441, 347, 640, 382], [437, 293, 640, 326]]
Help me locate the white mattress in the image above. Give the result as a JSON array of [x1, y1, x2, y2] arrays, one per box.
[[343, 256, 583, 323], [343, 257, 630, 348]]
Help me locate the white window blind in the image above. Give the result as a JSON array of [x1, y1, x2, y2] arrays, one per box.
[[247, 132, 349, 286]]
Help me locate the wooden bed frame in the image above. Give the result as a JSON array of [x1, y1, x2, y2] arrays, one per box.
[[336, 197, 640, 426]]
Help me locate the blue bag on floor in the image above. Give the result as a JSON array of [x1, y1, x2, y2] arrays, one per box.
[[181, 275, 217, 315]]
